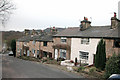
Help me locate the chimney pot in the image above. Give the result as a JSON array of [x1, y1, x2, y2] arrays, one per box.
[[80, 18, 91, 31]]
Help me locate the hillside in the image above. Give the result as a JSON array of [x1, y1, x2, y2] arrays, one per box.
[[2, 31, 25, 47]]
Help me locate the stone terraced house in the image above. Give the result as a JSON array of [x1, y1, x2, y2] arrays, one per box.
[[16, 16, 120, 65], [16, 27, 65, 58], [16, 34, 54, 58], [53, 16, 120, 65]]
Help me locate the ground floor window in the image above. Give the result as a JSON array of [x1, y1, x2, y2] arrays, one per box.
[[32, 49, 35, 54], [43, 51, 47, 57], [49, 53, 52, 58], [79, 51, 89, 60], [24, 50, 26, 54], [60, 49, 66, 59], [17, 48, 19, 52], [37, 50, 39, 58], [37, 50, 39, 55]]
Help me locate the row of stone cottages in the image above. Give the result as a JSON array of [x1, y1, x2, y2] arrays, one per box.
[[16, 16, 120, 65]]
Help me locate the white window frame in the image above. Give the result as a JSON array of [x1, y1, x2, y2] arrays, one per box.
[[17, 41, 20, 46], [81, 38, 89, 45], [79, 51, 89, 60], [24, 50, 26, 54], [32, 40, 36, 45], [32, 49, 35, 54], [60, 49, 66, 59], [61, 37, 67, 43], [37, 50, 39, 55], [17, 48, 19, 52], [24, 42, 27, 46]]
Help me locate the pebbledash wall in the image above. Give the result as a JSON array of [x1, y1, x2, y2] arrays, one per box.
[[71, 38, 100, 65], [71, 38, 120, 65]]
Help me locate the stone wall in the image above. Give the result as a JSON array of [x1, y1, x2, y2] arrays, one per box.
[[105, 39, 120, 58]]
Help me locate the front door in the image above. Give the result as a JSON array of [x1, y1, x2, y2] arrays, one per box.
[[55, 49, 58, 60], [27, 50, 29, 56], [37, 50, 39, 58]]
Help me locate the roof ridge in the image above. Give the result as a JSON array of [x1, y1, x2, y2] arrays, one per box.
[[91, 26, 111, 27]]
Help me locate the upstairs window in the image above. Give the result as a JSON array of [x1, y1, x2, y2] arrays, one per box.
[[61, 37, 67, 43], [114, 39, 120, 48], [43, 41, 47, 46], [32, 40, 35, 45], [17, 41, 20, 45], [24, 42, 27, 46], [81, 38, 89, 45], [37, 50, 39, 55]]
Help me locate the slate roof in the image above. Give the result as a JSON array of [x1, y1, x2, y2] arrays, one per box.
[[53, 26, 120, 39], [17, 35, 40, 42], [36, 34, 53, 42], [17, 27, 65, 42], [17, 33, 54, 42]]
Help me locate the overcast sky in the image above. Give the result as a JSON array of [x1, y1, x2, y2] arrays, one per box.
[[1, 0, 120, 31]]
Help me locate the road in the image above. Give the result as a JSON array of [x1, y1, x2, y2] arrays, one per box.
[[0, 53, 2, 79], [2, 51, 84, 78]]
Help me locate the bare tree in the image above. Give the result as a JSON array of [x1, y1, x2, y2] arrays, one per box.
[[0, 0, 15, 26]]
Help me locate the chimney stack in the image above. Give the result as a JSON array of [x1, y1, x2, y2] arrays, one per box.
[[111, 12, 120, 29], [80, 17, 91, 31]]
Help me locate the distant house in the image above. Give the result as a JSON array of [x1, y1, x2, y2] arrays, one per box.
[[16, 35, 32, 57], [28, 34, 54, 58], [53, 16, 120, 65], [16, 34, 43, 57], [36, 34, 54, 58], [16, 27, 65, 58]]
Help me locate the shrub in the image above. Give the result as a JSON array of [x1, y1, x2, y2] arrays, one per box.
[[57, 57, 65, 61], [11, 39, 16, 57], [49, 58, 54, 60], [46, 59, 57, 64], [89, 67, 96, 73], [96, 68, 102, 72], [57, 61, 61, 65], [104, 54, 120, 79], [95, 39, 106, 70], [72, 67, 78, 71], [77, 66, 85, 72]]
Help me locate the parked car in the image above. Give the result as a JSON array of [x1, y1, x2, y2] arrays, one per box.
[[108, 74, 120, 80], [9, 51, 14, 56]]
